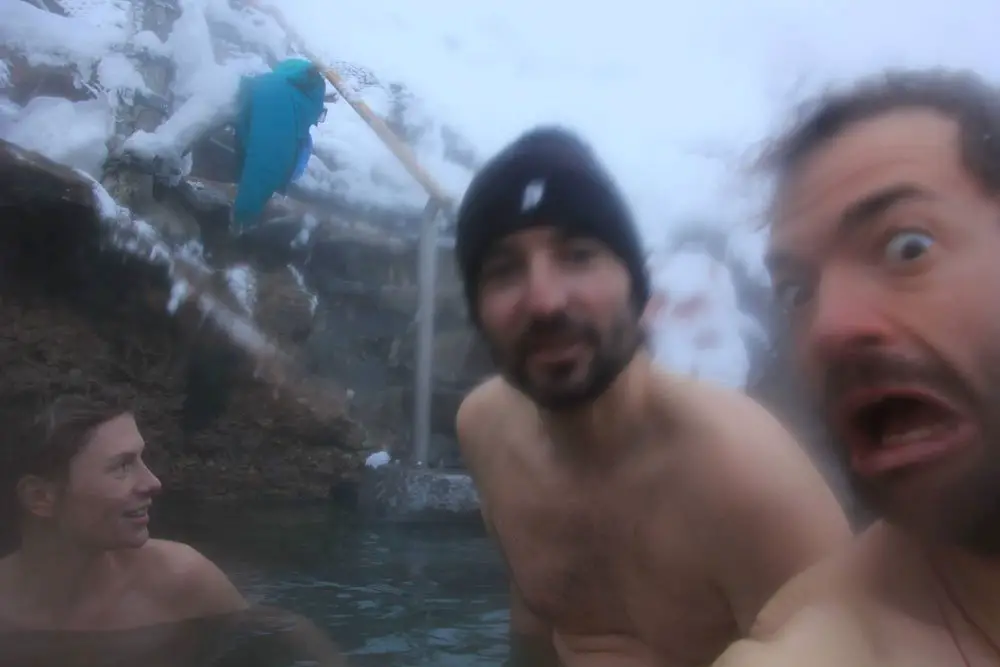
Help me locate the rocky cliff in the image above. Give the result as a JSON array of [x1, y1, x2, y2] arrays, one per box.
[[0, 0, 492, 500]]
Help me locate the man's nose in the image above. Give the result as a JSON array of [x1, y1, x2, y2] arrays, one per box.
[[802, 270, 895, 365], [137, 462, 162, 496], [522, 258, 569, 317]]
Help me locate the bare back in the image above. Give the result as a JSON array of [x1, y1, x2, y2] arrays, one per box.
[[458, 370, 849, 667]]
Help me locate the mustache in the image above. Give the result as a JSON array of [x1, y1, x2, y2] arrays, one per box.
[[821, 349, 966, 408], [513, 312, 598, 359]]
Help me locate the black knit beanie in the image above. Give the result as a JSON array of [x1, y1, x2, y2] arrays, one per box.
[[455, 126, 650, 324]]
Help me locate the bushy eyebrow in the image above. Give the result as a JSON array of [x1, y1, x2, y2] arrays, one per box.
[[838, 184, 929, 235], [765, 184, 931, 273]]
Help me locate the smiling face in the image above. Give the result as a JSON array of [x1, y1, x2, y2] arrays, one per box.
[[475, 226, 643, 411], [768, 108, 1000, 550], [20, 413, 162, 550]]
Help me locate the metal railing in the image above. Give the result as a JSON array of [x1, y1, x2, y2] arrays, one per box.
[[251, 1, 454, 466]]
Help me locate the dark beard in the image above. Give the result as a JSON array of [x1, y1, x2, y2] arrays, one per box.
[[485, 312, 642, 412]]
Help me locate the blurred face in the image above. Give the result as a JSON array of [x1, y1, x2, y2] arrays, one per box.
[[476, 226, 642, 411], [768, 109, 1000, 552], [24, 413, 162, 550]]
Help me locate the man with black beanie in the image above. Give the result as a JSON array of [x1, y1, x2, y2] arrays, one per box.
[[453, 126, 850, 667]]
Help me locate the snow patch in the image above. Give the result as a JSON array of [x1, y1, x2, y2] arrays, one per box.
[[204, 0, 291, 64], [0, 0, 125, 73], [292, 214, 319, 248], [365, 451, 391, 468], [59, 0, 131, 29], [167, 280, 191, 314], [287, 264, 318, 315], [123, 85, 239, 176], [122, 0, 263, 171], [131, 30, 169, 59], [224, 264, 257, 316], [96, 52, 149, 106], [85, 170, 125, 221], [1, 96, 114, 178], [647, 251, 763, 389], [178, 240, 206, 263]]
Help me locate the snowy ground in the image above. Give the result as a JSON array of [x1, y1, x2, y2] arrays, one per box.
[[3, 0, 998, 389]]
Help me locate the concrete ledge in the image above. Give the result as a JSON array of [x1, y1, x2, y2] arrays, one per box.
[[357, 464, 481, 523]]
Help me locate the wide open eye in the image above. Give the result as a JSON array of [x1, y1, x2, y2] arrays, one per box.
[[884, 230, 934, 264]]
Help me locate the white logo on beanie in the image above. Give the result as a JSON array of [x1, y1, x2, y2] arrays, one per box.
[[521, 179, 546, 213]]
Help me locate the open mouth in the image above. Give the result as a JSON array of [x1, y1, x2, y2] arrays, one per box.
[[122, 506, 150, 520], [840, 388, 973, 477], [529, 342, 583, 361], [524, 336, 588, 364]]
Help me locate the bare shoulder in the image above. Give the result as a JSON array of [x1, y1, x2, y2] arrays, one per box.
[[655, 372, 841, 506], [653, 372, 801, 453], [455, 376, 524, 468], [140, 539, 248, 618], [456, 376, 512, 437], [647, 369, 847, 532]]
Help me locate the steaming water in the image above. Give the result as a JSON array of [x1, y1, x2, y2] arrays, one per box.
[[154, 498, 510, 667]]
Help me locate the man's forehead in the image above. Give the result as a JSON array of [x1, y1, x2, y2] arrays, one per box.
[[79, 414, 142, 457], [768, 110, 965, 257]]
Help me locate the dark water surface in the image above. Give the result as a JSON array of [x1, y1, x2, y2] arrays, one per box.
[[153, 498, 511, 667]]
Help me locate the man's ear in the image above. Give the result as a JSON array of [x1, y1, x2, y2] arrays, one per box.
[[16, 475, 58, 519]]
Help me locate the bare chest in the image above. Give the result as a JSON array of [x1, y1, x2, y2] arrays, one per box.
[[491, 483, 735, 654]]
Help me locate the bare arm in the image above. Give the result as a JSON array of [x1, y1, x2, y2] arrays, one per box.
[[456, 381, 557, 667], [699, 396, 850, 634]]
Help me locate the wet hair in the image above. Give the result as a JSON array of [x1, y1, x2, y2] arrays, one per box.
[[760, 69, 1000, 208], [0, 393, 132, 551]]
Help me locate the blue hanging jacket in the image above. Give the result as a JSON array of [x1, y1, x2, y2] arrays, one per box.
[[232, 58, 326, 231], [290, 133, 313, 182]]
